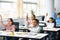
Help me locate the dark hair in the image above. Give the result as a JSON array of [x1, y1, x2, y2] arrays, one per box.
[[57, 13, 60, 15], [8, 18, 14, 25], [33, 19, 39, 24], [31, 10, 36, 18], [32, 14, 36, 18], [31, 10, 34, 15], [47, 17, 55, 23]]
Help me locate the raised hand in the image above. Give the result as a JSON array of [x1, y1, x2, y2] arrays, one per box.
[[26, 13, 28, 21]]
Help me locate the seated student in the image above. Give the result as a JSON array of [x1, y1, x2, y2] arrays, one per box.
[[28, 19, 41, 33], [22, 19, 41, 40], [46, 17, 56, 28], [56, 13, 60, 39], [56, 13, 60, 27], [46, 17, 56, 40], [25, 11, 36, 26], [0, 15, 15, 40]]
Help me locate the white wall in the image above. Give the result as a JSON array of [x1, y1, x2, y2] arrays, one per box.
[[54, 0, 60, 13]]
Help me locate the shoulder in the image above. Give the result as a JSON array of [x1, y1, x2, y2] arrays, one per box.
[[56, 18, 60, 19], [56, 18, 60, 21]]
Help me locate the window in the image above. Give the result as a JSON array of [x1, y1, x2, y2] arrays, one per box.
[[23, 0, 39, 18], [23, 0, 37, 3], [0, 0, 18, 19]]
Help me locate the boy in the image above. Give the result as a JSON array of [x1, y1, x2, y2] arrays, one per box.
[[56, 13, 60, 27], [56, 13, 60, 40], [28, 19, 41, 33], [22, 19, 41, 40]]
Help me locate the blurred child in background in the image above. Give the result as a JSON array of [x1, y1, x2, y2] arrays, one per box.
[[56, 13, 60, 27], [28, 19, 41, 33], [46, 17, 56, 28], [25, 10, 36, 27]]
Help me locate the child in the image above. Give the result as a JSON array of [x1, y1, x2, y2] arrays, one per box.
[[22, 19, 41, 40], [25, 12, 36, 28], [46, 17, 56, 40], [56, 13, 60, 27], [56, 13, 60, 39], [0, 16, 15, 32], [28, 19, 41, 33], [0, 15, 15, 40], [26, 14, 36, 25], [46, 17, 56, 28]]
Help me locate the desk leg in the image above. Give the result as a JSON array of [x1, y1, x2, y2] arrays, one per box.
[[56, 31, 59, 39], [51, 31, 59, 40], [44, 31, 52, 40], [58, 30, 60, 40]]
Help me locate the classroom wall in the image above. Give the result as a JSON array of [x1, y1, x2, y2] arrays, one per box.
[[54, 0, 60, 13]]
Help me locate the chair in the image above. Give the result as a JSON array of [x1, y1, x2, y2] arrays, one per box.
[[13, 22, 19, 40], [13, 22, 19, 32], [39, 22, 46, 27], [39, 22, 46, 33]]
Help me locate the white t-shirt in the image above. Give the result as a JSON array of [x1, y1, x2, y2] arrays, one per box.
[[46, 22, 54, 28], [28, 25, 41, 33]]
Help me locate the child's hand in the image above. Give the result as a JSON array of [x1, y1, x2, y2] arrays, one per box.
[[26, 13, 28, 21]]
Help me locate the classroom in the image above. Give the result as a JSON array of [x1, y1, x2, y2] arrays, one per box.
[[0, 0, 60, 40]]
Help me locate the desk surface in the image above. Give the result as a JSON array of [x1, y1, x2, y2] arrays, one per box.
[[43, 27, 60, 31], [0, 31, 48, 39], [19, 26, 60, 31]]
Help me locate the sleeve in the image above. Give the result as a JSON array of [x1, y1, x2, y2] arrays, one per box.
[[35, 27, 40, 33], [29, 27, 40, 33], [34, 26, 43, 33], [0, 21, 7, 27], [11, 25, 16, 31], [25, 20, 31, 27]]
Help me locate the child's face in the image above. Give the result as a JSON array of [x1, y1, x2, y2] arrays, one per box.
[[7, 19, 12, 26], [57, 15, 60, 18], [31, 20, 38, 27], [48, 19, 53, 23]]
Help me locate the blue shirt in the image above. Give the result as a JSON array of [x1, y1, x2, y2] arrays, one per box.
[[56, 18, 60, 26]]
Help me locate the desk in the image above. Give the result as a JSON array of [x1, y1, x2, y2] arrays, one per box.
[[19, 26, 60, 31], [43, 27, 60, 31], [43, 27, 60, 40], [0, 31, 48, 40]]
